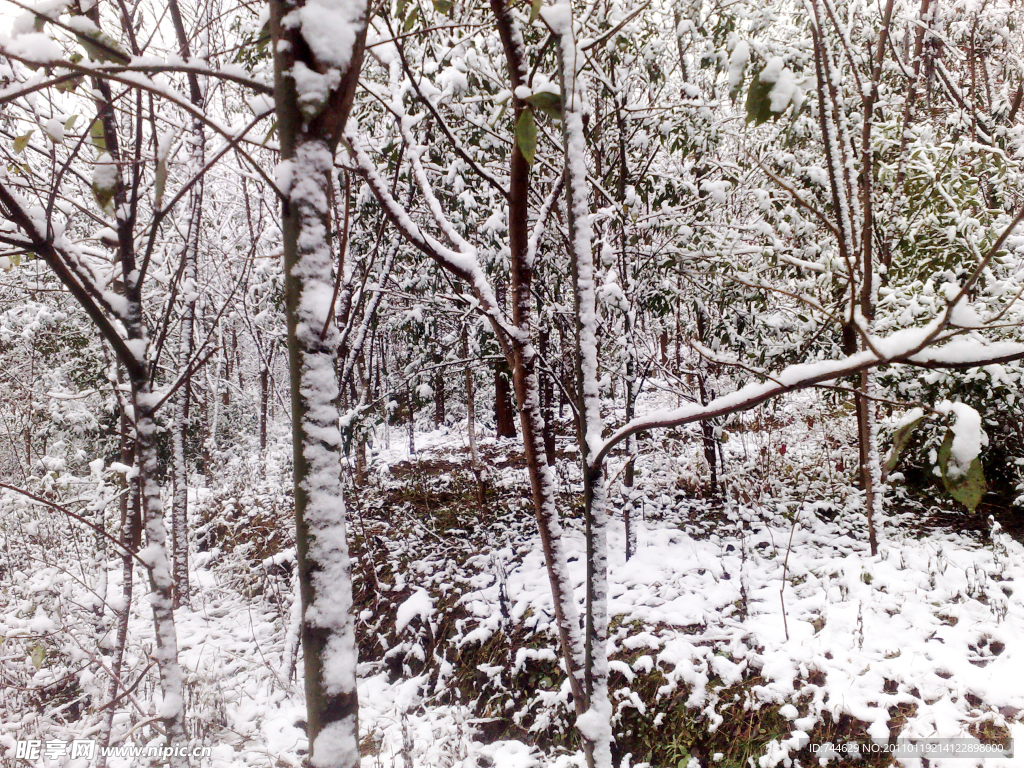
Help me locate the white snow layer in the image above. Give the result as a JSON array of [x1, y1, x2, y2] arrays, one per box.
[[395, 588, 434, 634], [296, 0, 367, 71], [936, 400, 988, 478]]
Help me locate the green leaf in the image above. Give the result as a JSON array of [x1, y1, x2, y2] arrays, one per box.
[[883, 414, 924, 477], [432, 0, 453, 13], [31, 643, 46, 669], [90, 119, 107, 151], [745, 70, 775, 126], [56, 53, 85, 93], [525, 90, 562, 121], [154, 156, 167, 211], [397, 0, 407, 18], [529, 0, 542, 23], [403, 5, 419, 32], [937, 430, 986, 513], [64, 115, 79, 130], [13, 131, 34, 154], [261, 119, 279, 147], [92, 184, 116, 211], [256, 19, 271, 53], [515, 108, 537, 166]]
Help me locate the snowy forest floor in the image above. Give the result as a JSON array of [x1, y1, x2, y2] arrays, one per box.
[[3, 393, 1024, 768]]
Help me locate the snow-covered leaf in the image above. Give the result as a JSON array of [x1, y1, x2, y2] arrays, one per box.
[[43, 118, 65, 144], [745, 70, 775, 126], [154, 156, 167, 211], [403, 5, 419, 32], [937, 430, 986, 512], [91, 152, 118, 211], [74, 27, 130, 65]]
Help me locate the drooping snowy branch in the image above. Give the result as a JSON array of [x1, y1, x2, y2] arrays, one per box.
[[595, 326, 1024, 467], [344, 127, 519, 345]]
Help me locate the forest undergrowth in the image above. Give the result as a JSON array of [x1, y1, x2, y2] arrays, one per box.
[[3, 391, 1023, 768]]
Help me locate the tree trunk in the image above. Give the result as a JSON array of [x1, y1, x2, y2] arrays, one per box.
[[135, 391, 190, 759], [464, 330, 486, 506], [494, 358, 517, 438], [97, 408, 139, 768], [555, 3, 612, 763], [407, 383, 416, 455], [168, 0, 207, 610], [281, 137, 361, 768], [698, 374, 719, 497], [171, 365, 193, 609], [623, 373, 637, 561], [433, 369, 445, 428], [259, 365, 270, 452], [693, 309, 719, 497], [354, 439, 367, 487], [856, 371, 881, 554], [270, 0, 369, 762], [540, 325, 557, 466], [490, 0, 589, 739]]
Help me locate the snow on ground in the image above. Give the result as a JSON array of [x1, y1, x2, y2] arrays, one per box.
[[4, 400, 1024, 767], [436, 507, 1023, 767], [343, 406, 1024, 767]]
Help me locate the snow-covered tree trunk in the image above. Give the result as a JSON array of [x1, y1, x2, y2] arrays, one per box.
[[135, 387, 190, 762], [0, 77, 193, 768], [205, 327, 224, 461], [856, 0, 896, 556], [612, 73, 639, 558], [108, 107, 189, 760], [259, 364, 270, 452], [170, 299, 195, 609], [694, 308, 720, 496], [270, 0, 369, 763], [168, 0, 207, 610], [623, 349, 638, 561], [90, 38, 191, 757], [282, 112, 360, 768], [809, 0, 880, 554], [539, 326, 558, 466], [463, 329, 486, 506], [549, 1, 612, 764], [862, 370, 885, 549], [488, 0, 590, 725], [98, 409, 140, 768]]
